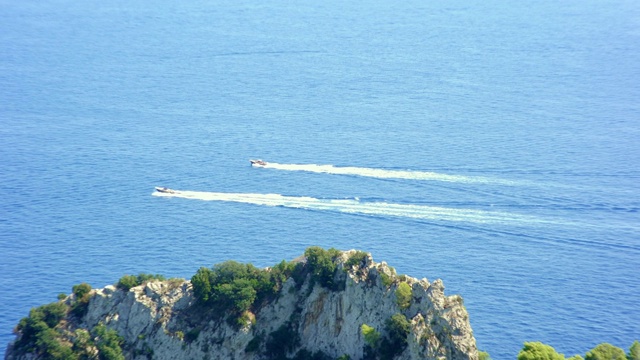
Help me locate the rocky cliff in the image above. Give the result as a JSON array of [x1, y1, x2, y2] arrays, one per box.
[[5, 249, 478, 360]]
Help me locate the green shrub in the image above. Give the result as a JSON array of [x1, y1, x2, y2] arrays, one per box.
[[14, 302, 73, 358], [70, 283, 93, 318], [265, 321, 300, 359], [245, 333, 263, 353], [92, 323, 124, 360], [191, 267, 214, 303], [345, 251, 368, 269], [361, 324, 380, 348], [184, 328, 200, 343], [479, 351, 492, 360], [191, 260, 295, 325], [72, 283, 92, 300], [585, 343, 626, 360], [380, 313, 411, 359], [363, 313, 411, 359], [380, 272, 393, 288], [518, 342, 564, 360], [116, 273, 166, 291], [116, 275, 139, 291], [291, 349, 333, 360], [395, 282, 412, 310], [41, 302, 68, 328]]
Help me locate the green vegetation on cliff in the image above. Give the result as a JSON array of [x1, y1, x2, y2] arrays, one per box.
[[191, 259, 297, 319], [361, 313, 411, 360], [509, 341, 640, 360], [116, 273, 166, 291], [11, 282, 125, 360]]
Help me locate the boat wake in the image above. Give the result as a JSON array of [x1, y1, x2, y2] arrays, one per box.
[[153, 190, 548, 225], [257, 162, 519, 185]]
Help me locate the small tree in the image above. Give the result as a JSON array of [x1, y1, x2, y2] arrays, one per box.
[[345, 251, 368, 271], [379, 313, 411, 359], [191, 267, 213, 303], [116, 275, 139, 291], [361, 324, 380, 348], [304, 247, 341, 290], [395, 282, 412, 310], [585, 343, 626, 360], [93, 323, 124, 360], [518, 342, 565, 360], [72, 283, 92, 300]]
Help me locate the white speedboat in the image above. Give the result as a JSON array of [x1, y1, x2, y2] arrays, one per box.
[[250, 159, 267, 167], [155, 186, 177, 194]]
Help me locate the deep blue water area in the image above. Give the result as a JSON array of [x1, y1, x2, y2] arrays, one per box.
[[1, 0, 639, 358]]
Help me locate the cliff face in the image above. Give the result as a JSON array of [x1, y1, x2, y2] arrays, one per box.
[[6, 250, 478, 360]]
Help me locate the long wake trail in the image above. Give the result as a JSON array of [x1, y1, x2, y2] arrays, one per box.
[[154, 190, 552, 225], [257, 162, 519, 185]]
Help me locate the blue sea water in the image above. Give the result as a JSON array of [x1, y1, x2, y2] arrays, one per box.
[[1, 0, 639, 358]]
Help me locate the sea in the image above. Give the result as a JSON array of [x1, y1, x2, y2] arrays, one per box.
[[1, 0, 639, 359]]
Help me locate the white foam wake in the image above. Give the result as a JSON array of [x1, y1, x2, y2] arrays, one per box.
[[154, 190, 541, 225], [259, 163, 516, 185]]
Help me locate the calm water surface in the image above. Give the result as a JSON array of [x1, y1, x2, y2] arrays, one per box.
[[1, 0, 639, 358]]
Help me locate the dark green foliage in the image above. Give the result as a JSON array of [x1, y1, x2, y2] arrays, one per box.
[[379, 313, 411, 359], [71, 283, 92, 318], [93, 323, 124, 360], [192, 267, 214, 303], [72, 283, 92, 300], [291, 349, 332, 360], [18, 302, 68, 330], [13, 302, 74, 359], [217, 277, 258, 314], [40, 302, 68, 328], [362, 313, 411, 360], [585, 343, 626, 360], [304, 246, 342, 290], [245, 333, 263, 353], [271, 260, 297, 289], [518, 342, 564, 360], [191, 259, 298, 320], [34, 326, 76, 359], [265, 322, 300, 359], [116, 275, 140, 291], [290, 261, 307, 289], [184, 328, 201, 343], [116, 273, 166, 291], [345, 251, 368, 270]]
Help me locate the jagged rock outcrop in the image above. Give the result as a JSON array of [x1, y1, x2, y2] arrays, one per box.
[[6, 250, 478, 360]]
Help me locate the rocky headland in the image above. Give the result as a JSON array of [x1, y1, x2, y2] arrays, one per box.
[[5, 248, 478, 360]]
